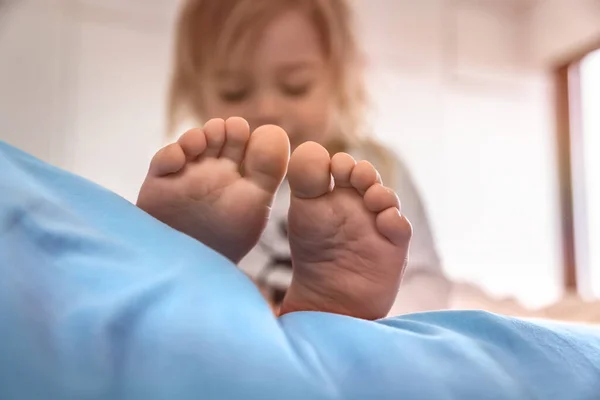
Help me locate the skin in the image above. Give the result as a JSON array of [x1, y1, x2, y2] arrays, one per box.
[[201, 10, 335, 150], [137, 10, 412, 320]]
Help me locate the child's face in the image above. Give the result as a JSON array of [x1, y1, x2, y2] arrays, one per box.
[[202, 10, 334, 149]]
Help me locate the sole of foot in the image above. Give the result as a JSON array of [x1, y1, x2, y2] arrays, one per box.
[[280, 141, 412, 320], [137, 117, 290, 263]]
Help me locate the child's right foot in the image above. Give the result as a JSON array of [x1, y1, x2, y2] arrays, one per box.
[[137, 118, 289, 263], [280, 142, 413, 320]]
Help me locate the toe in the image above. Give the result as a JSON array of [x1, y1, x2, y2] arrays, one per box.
[[178, 128, 207, 159], [243, 124, 290, 193], [331, 153, 356, 188], [350, 160, 382, 195], [148, 143, 186, 177], [364, 184, 400, 213], [376, 208, 413, 246], [221, 117, 250, 165], [202, 118, 226, 157], [289, 141, 333, 199]]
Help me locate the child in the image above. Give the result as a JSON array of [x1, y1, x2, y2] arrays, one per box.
[[137, 0, 451, 318]]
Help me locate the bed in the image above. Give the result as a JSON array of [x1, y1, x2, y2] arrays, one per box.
[[1, 140, 599, 400]]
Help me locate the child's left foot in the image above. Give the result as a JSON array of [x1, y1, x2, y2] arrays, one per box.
[[280, 142, 413, 320], [137, 118, 289, 263]]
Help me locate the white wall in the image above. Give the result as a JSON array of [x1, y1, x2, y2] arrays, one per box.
[[0, 0, 177, 201], [0, 0, 574, 306], [66, 1, 176, 202], [0, 0, 71, 167], [353, 0, 562, 306]]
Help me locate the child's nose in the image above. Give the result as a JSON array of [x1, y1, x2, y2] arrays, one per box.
[[251, 92, 282, 127]]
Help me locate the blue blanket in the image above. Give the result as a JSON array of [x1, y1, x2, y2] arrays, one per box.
[[1, 140, 599, 399]]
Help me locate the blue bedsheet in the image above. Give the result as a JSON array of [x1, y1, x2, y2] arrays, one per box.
[[1, 140, 599, 399]]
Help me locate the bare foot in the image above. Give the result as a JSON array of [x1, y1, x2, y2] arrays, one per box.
[[137, 117, 290, 263], [280, 142, 412, 320]]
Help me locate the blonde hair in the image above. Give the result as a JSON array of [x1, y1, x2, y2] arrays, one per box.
[[168, 0, 397, 183]]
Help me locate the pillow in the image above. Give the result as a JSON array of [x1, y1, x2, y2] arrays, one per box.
[[1, 140, 599, 400]]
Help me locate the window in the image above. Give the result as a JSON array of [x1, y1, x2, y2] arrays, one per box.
[[558, 43, 600, 299], [580, 49, 600, 296]]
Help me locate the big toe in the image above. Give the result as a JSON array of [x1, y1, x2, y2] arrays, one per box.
[[243, 124, 290, 193], [288, 142, 332, 199]]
